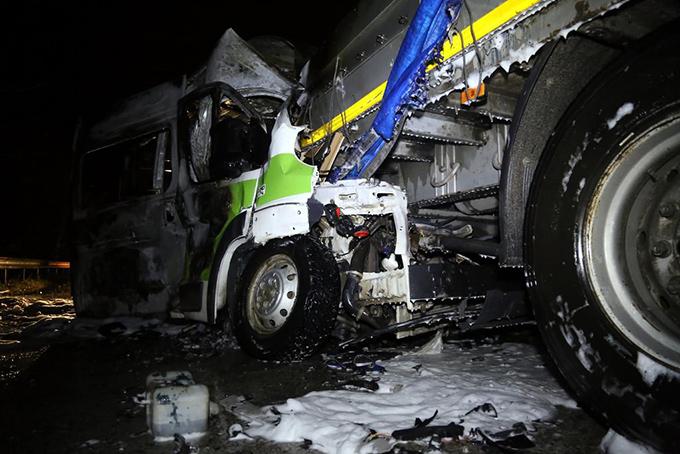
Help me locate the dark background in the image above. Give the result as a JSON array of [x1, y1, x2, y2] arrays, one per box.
[[0, 0, 355, 259]]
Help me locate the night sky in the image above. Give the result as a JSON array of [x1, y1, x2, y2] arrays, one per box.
[[0, 0, 355, 259]]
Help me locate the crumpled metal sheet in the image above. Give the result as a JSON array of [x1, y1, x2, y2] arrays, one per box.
[[204, 29, 294, 101]]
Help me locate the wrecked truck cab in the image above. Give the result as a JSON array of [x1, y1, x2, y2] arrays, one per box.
[[72, 29, 293, 319]]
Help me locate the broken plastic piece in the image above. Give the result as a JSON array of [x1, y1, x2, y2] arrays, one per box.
[[325, 359, 346, 371], [228, 423, 244, 438], [464, 402, 498, 418], [411, 329, 444, 355], [342, 379, 380, 392], [392, 421, 464, 440], [415, 409, 439, 428], [477, 423, 535, 451]]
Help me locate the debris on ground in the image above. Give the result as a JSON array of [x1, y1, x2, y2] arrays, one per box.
[[173, 433, 199, 454], [392, 421, 465, 441], [465, 402, 498, 418], [476, 423, 535, 451], [408, 330, 444, 356], [0, 288, 608, 453]]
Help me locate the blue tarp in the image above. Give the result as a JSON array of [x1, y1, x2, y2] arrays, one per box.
[[331, 0, 462, 181]]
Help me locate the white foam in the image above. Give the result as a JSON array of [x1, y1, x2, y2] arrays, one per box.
[[229, 342, 575, 453], [636, 352, 680, 387], [607, 103, 634, 129], [600, 429, 661, 454]]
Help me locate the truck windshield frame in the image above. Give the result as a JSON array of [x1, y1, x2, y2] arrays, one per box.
[[79, 128, 170, 211]]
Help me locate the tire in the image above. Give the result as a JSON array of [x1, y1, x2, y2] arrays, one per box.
[[526, 33, 680, 452], [230, 235, 340, 360]]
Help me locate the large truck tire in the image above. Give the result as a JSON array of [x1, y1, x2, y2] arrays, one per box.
[[526, 32, 680, 452], [230, 235, 340, 361]]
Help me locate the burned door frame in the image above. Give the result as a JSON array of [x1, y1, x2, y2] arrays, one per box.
[[175, 83, 267, 322]]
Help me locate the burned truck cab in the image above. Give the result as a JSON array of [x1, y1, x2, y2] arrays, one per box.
[[72, 31, 293, 318]]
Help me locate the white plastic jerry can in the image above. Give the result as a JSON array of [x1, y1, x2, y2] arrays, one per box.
[[146, 371, 210, 439]]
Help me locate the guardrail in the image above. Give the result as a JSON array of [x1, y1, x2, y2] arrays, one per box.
[[0, 257, 70, 284]]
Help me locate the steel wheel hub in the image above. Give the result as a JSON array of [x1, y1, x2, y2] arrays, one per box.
[[246, 254, 298, 335], [585, 115, 680, 369]]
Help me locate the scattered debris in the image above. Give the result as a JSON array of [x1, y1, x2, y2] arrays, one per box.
[[220, 395, 279, 425], [340, 379, 380, 392], [98, 321, 127, 337], [464, 402, 498, 418], [172, 433, 199, 454], [477, 423, 535, 451], [79, 439, 100, 448], [392, 421, 464, 441], [409, 330, 444, 356], [228, 423, 244, 438], [414, 409, 438, 428]]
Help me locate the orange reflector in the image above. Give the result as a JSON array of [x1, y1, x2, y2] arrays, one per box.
[[460, 83, 487, 105]]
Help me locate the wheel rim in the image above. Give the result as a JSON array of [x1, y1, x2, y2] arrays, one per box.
[[246, 254, 298, 335], [584, 114, 680, 369]]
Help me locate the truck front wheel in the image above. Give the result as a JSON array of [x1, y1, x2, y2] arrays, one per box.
[[526, 33, 680, 451], [230, 236, 340, 360]]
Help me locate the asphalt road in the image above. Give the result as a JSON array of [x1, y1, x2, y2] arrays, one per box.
[[0, 288, 607, 454]]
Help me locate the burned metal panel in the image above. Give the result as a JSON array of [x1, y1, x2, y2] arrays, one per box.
[[409, 261, 498, 301], [86, 81, 184, 146], [73, 201, 185, 316], [247, 36, 301, 82], [74, 245, 172, 316], [179, 181, 235, 282], [203, 29, 293, 101], [73, 126, 186, 316]]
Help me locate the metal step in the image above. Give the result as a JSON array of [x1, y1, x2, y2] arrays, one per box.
[[409, 184, 499, 209], [402, 111, 487, 146], [390, 138, 435, 162]]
